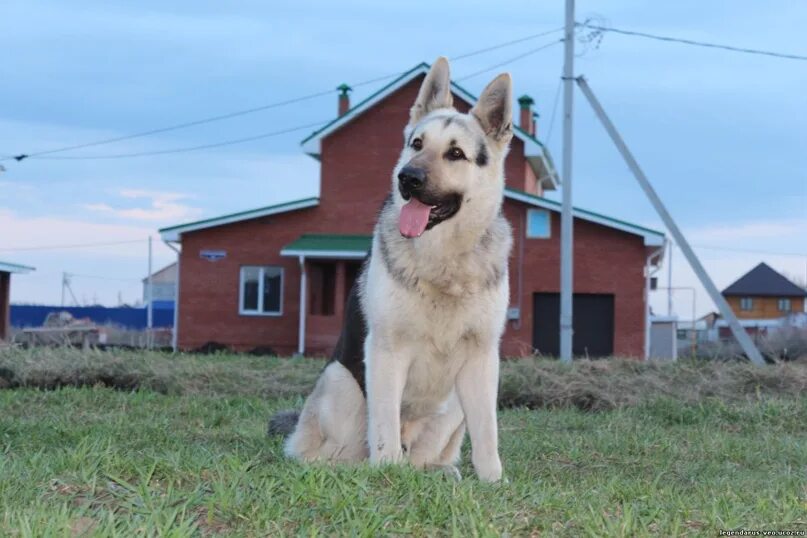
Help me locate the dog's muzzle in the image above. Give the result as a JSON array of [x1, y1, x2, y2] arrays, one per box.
[[398, 166, 427, 200]]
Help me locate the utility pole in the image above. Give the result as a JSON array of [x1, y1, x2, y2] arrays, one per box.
[[559, 0, 575, 363], [147, 236, 153, 349], [667, 240, 674, 316], [576, 76, 765, 365]]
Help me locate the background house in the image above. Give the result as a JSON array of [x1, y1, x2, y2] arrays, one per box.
[[715, 262, 807, 339], [142, 262, 178, 309], [0, 260, 34, 341], [160, 62, 665, 358]]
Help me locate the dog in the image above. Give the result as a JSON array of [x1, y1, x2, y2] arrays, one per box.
[[270, 57, 513, 482]]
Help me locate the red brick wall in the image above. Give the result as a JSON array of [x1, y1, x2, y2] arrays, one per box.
[[176, 76, 648, 358], [501, 200, 648, 357], [318, 75, 528, 218]]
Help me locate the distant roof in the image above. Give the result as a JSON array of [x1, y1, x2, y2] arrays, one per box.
[[0, 260, 35, 274], [504, 187, 666, 247], [280, 234, 372, 259], [722, 262, 807, 297], [142, 262, 178, 283], [159, 197, 319, 242], [299, 62, 558, 190]]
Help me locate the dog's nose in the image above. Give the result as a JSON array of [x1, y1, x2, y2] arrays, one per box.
[[398, 166, 427, 192]]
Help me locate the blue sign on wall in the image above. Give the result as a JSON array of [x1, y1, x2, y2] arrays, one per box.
[[200, 250, 226, 262]]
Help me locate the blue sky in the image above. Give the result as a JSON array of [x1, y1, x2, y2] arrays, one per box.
[[1, 0, 805, 318]]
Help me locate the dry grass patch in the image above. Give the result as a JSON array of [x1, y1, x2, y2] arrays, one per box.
[[2, 346, 806, 411]]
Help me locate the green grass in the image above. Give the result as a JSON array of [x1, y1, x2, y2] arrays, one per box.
[[1, 351, 806, 536]]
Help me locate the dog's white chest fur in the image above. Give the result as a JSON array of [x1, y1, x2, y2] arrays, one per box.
[[362, 214, 511, 420]]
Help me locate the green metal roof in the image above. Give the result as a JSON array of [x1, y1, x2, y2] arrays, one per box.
[[0, 260, 35, 274], [504, 187, 665, 245], [280, 234, 372, 258], [300, 63, 430, 146], [300, 61, 547, 152], [159, 197, 319, 241]]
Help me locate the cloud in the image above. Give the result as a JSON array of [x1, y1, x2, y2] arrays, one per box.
[[84, 189, 201, 222], [0, 209, 163, 257]]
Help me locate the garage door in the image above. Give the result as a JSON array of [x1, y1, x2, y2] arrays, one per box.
[[532, 293, 615, 357]]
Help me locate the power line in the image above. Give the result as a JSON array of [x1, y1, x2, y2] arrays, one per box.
[[32, 120, 329, 160], [582, 23, 807, 61], [457, 39, 564, 81], [0, 239, 145, 252], [690, 244, 806, 258], [2, 27, 564, 163], [543, 74, 563, 145], [451, 27, 563, 61], [20, 39, 566, 161]]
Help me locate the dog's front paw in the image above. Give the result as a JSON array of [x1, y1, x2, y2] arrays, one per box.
[[370, 444, 404, 465], [474, 456, 503, 483], [425, 464, 462, 482]]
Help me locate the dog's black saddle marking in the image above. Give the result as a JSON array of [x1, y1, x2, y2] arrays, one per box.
[[329, 271, 368, 395]]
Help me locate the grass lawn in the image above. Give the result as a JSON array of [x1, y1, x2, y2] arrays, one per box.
[[1, 350, 806, 536]]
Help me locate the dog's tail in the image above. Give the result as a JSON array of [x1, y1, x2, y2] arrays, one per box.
[[267, 409, 300, 436]]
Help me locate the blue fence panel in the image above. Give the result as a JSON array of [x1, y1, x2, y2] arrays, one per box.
[[10, 305, 174, 329]]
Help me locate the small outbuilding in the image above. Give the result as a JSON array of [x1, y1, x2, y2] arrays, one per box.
[[0, 260, 35, 341]]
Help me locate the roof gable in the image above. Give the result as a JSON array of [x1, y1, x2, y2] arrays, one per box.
[[300, 62, 550, 162], [722, 262, 807, 297], [504, 187, 665, 247], [159, 197, 318, 242]]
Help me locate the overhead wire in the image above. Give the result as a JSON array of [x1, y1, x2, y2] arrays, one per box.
[[582, 23, 807, 61], [2, 27, 565, 162]]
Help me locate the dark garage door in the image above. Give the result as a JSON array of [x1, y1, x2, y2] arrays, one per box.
[[533, 293, 615, 357]]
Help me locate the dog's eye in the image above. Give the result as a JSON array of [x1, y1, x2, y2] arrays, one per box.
[[411, 138, 423, 151], [446, 147, 466, 161]]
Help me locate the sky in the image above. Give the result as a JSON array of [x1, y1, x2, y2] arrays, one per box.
[[0, 0, 805, 319]]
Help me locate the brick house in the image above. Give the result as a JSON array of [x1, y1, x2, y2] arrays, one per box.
[[0, 260, 34, 341], [160, 62, 665, 358]]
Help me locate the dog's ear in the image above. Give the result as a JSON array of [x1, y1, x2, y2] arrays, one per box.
[[471, 73, 513, 143], [409, 57, 453, 126]]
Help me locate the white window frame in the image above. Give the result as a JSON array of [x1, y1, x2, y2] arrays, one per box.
[[239, 265, 283, 316], [526, 208, 551, 239], [778, 298, 791, 312], [740, 297, 753, 311]]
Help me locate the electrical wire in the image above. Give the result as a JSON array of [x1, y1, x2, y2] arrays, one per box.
[[543, 74, 563, 145], [456, 39, 564, 81], [582, 23, 807, 61], [691, 244, 807, 258], [2, 27, 565, 163], [0, 239, 145, 252], [33, 121, 329, 160]]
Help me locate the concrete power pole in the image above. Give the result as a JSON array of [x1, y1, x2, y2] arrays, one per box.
[[559, 0, 575, 363], [147, 236, 153, 349]]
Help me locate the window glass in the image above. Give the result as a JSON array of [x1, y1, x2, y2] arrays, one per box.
[[527, 209, 551, 238], [242, 267, 260, 311], [263, 267, 283, 314]]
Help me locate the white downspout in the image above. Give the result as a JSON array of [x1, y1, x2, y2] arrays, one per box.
[[164, 239, 181, 352], [298, 255, 307, 356], [644, 246, 664, 360]]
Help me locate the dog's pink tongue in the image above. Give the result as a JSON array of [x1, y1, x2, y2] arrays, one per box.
[[399, 198, 432, 238]]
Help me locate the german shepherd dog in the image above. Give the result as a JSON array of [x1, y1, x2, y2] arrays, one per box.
[[270, 57, 513, 482]]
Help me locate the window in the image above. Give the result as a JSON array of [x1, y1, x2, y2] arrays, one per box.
[[740, 297, 753, 311], [526, 209, 551, 238], [239, 266, 283, 315], [778, 298, 792, 312]]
